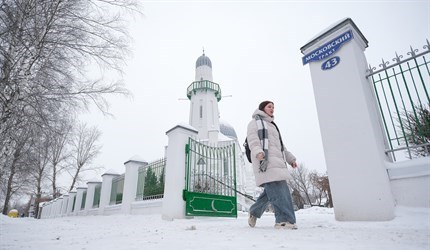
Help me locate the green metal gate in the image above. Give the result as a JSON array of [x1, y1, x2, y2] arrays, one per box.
[[183, 138, 237, 217], [367, 43, 429, 161]]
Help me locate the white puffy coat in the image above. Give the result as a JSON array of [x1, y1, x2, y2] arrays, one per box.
[[246, 109, 296, 187]]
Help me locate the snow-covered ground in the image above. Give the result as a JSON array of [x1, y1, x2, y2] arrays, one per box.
[[1, 206, 429, 250]]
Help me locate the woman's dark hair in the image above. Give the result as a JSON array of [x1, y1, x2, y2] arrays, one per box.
[[258, 101, 274, 111]]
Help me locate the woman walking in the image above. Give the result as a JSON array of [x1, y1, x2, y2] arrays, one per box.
[[246, 100, 298, 229]]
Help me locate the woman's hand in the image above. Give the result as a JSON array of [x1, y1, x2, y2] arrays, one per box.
[[257, 152, 265, 161], [291, 161, 298, 168]]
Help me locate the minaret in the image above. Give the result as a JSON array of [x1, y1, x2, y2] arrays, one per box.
[[187, 52, 221, 142]]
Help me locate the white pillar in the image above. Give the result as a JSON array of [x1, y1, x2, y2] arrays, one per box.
[[39, 203, 47, 219], [162, 124, 198, 220], [85, 180, 101, 212], [121, 156, 147, 214], [60, 194, 69, 216], [99, 170, 119, 215], [48, 201, 54, 218], [44, 201, 52, 218], [74, 187, 87, 215], [55, 197, 63, 217], [300, 18, 394, 221], [48, 199, 56, 218], [42, 202, 51, 219], [66, 191, 76, 215], [47, 200, 53, 218], [50, 199, 59, 218]]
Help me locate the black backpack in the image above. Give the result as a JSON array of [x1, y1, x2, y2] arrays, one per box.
[[243, 138, 252, 163]]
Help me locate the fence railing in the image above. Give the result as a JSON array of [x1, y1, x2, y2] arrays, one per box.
[[186, 80, 222, 101], [136, 158, 166, 201], [367, 39, 430, 161]]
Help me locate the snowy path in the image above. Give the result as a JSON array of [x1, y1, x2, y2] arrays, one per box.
[[1, 207, 428, 250]]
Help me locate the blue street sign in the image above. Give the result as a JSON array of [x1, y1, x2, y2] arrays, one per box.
[[302, 30, 353, 65], [321, 56, 341, 70]]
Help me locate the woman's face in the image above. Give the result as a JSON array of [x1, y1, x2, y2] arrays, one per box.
[[263, 102, 274, 117]]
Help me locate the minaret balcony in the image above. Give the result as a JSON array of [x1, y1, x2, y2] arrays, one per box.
[[186, 80, 222, 101]]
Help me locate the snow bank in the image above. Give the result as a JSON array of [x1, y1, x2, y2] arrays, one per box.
[[0, 207, 428, 250]]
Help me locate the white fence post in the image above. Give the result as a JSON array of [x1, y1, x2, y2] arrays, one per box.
[[300, 18, 394, 221], [162, 124, 198, 220], [39, 203, 46, 219], [55, 197, 63, 217], [99, 170, 119, 215], [85, 180, 101, 212], [42, 202, 51, 218], [48, 199, 56, 218], [74, 187, 87, 216], [48, 199, 55, 218], [122, 156, 147, 214], [46, 203, 51, 219], [60, 194, 69, 216], [66, 191, 76, 216]]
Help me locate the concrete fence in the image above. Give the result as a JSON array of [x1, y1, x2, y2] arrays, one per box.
[[39, 124, 199, 219]]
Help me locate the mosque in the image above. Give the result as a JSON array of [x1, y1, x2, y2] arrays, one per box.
[[187, 52, 257, 211], [38, 51, 259, 219]]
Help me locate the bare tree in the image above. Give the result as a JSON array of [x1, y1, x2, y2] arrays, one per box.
[[288, 164, 313, 205], [68, 123, 102, 191], [48, 120, 74, 198], [28, 130, 52, 217], [0, 0, 139, 211], [1, 0, 135, 145], [308, 171, 323, 206], [291, 188, 305, 209], [1, 123, 34, 215], [318, 174, 333, 208]]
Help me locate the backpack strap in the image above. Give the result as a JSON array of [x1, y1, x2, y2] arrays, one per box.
[[271, 121, 284, 152]]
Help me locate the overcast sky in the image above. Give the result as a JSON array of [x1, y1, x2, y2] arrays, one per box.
[[74, 0, 429, 186]]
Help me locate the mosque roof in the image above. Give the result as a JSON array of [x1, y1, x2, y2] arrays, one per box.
[[196, 53, 212, 68]]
